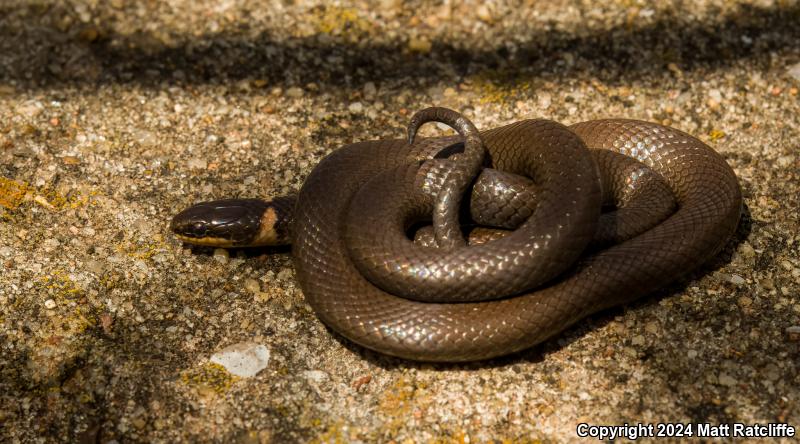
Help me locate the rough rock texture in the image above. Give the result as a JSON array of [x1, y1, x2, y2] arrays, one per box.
[[1, 0, 799, 442]]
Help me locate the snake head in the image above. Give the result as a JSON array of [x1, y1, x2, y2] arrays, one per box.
[[171, 198, 291, 247]]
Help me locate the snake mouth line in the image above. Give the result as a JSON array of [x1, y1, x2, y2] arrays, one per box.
[[173, 234, 235, 247]]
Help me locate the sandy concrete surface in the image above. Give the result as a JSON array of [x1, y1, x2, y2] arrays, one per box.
[[1, 0, 799, 442]]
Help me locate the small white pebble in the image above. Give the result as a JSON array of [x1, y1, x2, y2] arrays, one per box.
[[44, 299, 57, 309], [210, 342, 270, 378]]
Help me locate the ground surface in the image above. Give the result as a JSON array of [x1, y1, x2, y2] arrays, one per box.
[[1, 0, 799, 442]]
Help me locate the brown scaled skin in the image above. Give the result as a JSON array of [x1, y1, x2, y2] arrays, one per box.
[[173, 108, 742, 362]]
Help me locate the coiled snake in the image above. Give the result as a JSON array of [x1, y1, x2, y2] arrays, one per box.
[[172, 107, 741, 362]]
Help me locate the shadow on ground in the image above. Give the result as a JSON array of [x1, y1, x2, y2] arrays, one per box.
[[1, 3, 799, 90]]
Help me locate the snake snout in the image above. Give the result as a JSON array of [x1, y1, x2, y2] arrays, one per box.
[[170, 206, 212, 238]]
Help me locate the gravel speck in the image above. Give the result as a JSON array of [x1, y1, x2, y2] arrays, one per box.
[[762, 364, 781, 381], [729, 274, 746, 286], [244, 278, 261, 293], [718, 373, 737, 387], [42, 238, 60, 252], [348, 102, 364, 113], [739, 242, 755, 258], [777, 155, 795, 167], [303, 370, 329, 384], [537, 92, 552, 109], [476, 5, 494, 23], [363, 82, 377, 98], [16, 101, 43, 117], [213, 248, 229, 264], [788, 62, 800, 81], [787, 326, 800, 341], [408, 36, 432, 53], [85, 260, 105, 275], [133, 129, 157, 147], [718, 272, 746, 286], [286, 87, 304, 98], [187, 157, 208, 170]]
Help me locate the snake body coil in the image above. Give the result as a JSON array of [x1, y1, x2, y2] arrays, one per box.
[[172, 108, 742, 362]]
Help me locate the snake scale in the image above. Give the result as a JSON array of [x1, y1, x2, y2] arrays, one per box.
[[172, 107, 742, 362]]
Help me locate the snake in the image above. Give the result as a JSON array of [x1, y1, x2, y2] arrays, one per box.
[[171, 107, 742, 362]]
